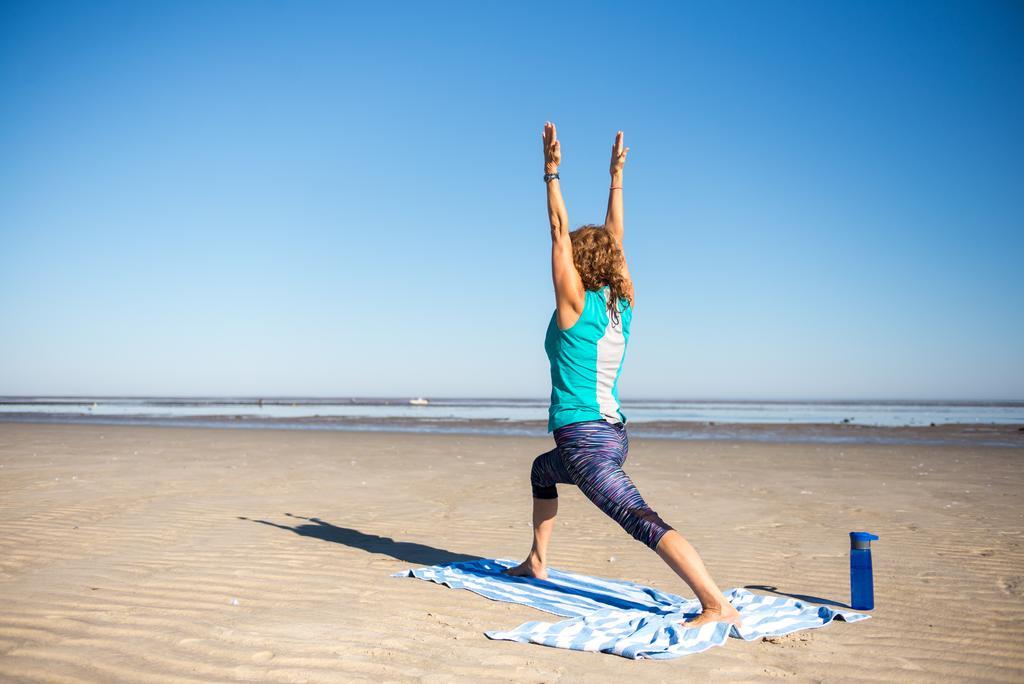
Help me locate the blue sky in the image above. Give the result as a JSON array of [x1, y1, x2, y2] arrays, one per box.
[[1, 1, 1021, 400]]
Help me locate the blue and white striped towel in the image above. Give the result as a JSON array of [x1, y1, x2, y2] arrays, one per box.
[[393, 558, 869, 659]]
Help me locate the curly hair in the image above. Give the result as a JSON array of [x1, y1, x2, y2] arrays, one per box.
[[568, 224, 632, 325]]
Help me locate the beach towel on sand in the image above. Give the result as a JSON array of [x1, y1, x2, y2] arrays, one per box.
[[394, 558, 869, 660]]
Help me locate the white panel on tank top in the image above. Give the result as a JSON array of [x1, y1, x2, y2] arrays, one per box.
[[595, 288, 626, 423]]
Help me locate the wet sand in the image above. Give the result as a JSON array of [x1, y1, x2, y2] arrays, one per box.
[[4, 414, 1022, 449], [0, 423, 1021, 682]]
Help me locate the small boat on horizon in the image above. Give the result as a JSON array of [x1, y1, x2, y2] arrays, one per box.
[[409, 397, 429, 406]]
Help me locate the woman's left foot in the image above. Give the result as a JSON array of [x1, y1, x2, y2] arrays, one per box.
[[502, 556, 548, 580], [679, 603, 742, 630]]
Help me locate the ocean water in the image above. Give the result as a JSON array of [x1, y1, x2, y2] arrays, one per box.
[[1, 397, 1022, 446]]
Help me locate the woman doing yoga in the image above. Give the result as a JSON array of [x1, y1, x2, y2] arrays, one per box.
[[504, 122, 741, 629]]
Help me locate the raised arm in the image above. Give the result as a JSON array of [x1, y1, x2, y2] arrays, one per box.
[[604, 130, 634, 301], [604, 130, 629, 244], [544, 122, 569, 239], [543, 121, 584, 329]]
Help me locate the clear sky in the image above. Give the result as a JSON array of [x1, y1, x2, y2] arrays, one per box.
[[1, 1, 1021, 400]]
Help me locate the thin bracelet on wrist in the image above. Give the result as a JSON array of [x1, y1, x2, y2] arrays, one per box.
[[610, 185, 623, 190]]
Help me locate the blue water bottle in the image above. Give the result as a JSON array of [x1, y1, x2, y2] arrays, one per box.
[[849, 532, 879, 610]]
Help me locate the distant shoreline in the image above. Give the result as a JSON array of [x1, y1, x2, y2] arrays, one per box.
[[2, 413, 1021, 448], [3, 396, 1023, 406]]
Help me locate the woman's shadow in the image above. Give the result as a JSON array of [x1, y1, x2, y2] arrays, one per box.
[[238, 512, 482, 566], [239, 514, 852, 611], [240, 513, 673, 613]]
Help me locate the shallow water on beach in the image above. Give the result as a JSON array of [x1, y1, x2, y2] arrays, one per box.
[[2, 397, 1022, 447]]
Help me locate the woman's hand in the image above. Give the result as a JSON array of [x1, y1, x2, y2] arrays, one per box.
[[542, 121, 561, 174], [609, 130, 629, 176]]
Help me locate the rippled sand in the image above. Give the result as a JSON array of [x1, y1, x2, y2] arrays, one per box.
[[1, 423, 1021, 682]]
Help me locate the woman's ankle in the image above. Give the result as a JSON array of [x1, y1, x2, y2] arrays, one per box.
[[700, 598, 738, 615]]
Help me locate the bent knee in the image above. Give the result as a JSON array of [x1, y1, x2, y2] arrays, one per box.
[[530, 453, 559, 499], [529, 453, 548, 483]]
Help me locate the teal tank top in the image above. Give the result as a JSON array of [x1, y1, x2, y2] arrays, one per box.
[[545, 285, 633, 433]]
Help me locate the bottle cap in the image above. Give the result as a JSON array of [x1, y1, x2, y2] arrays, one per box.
[[850, 531, 879, 550]]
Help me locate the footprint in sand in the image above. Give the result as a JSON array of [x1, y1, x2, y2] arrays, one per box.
[[762, 632, 814, 647], [999, 576, 1022, 598], [251, 651, 275, 663]]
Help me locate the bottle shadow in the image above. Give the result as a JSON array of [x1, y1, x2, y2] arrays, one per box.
[[238, 512, 483, 566], [744, 584, 852, 609]]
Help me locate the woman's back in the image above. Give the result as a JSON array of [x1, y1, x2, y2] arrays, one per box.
[[545, 285, 632, 433]]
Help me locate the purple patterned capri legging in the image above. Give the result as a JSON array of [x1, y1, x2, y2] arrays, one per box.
[[530, 419, 674, 551]]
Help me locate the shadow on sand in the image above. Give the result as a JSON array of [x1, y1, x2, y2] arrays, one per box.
[[238, 512, 483, 566], [240, 513, 687, 614], [744, 584, 852, 609], [240, 514, 848, 610]]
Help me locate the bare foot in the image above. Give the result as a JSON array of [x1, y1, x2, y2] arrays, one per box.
[[679, 603, 742, 630], [503, 555, 548, 580]]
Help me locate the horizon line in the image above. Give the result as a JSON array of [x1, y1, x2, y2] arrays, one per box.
[[2, 394, 1023, 404]]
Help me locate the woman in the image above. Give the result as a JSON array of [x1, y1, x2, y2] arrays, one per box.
[[504, 122, 741, 629]]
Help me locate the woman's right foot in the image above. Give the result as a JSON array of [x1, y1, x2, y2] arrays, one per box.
[[503, 555, 548, 580]]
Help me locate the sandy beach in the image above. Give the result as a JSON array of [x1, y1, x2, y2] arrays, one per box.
[[0, 422, 1021, 683]]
